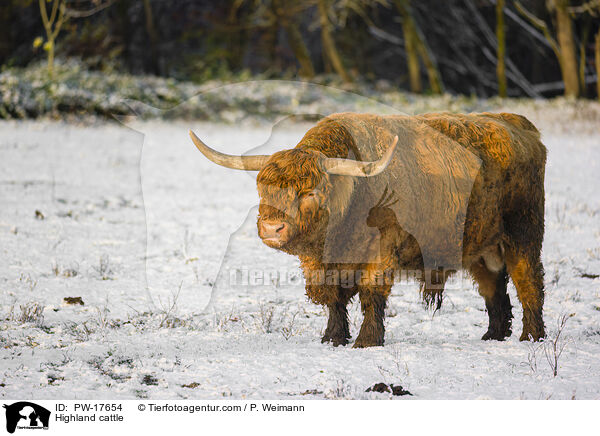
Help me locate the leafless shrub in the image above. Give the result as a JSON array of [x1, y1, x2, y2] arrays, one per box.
[[270, 274, 281, 288], [63, 267, 79, 277], [52, 261, 79, 278], [587, 248, 600, 260], [94, 303, 118, 331], [47, 373, 64, 385], [554, 203, 567, 225], [324, 379, 354, 399], [93, 255, 114, 280], [549, 267, 560, 287], [525, 341, 543, 373], [543, 313, 574, 377], [141, 374, 159, 386], [213, 307, 241, 332], [9, 302, 44, 325], [191, 265, 200, 283], [158, 283, 184, 328], [377, 346, 410, 383], [182, 228, 199, 264], [88, 350, 134, 383], [63, 320, 95, 342], [280, 309, 303, 340], [256, 303, 275, 334], [18, 273, 38, 291]]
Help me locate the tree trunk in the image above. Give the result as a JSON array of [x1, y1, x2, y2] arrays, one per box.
[[394, 0, 442, 94], [496, 0, 507, 97], [273, 0, 315, 78], [0, 1, 13, 66], [142, 0, 160, 75], [116, 0, 133, 71], [554, 0, 579, 97], [578, 17, 591, 98], [415, 33, 443, 94], [399, 4, 421, 92], [317, 0, 352, 83], [264, 22, 279, 69], [285, 22, 316, 78], [595, 30, 600, 101], [226, 3, 245, 71]]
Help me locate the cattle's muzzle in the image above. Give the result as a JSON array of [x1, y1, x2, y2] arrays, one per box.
[[258, 220, 290, 247]]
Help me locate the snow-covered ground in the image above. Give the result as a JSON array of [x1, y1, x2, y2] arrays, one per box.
[[1, 105, 599, 400]]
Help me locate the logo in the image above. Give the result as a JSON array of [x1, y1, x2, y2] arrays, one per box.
[[3, 402, 50, 434]]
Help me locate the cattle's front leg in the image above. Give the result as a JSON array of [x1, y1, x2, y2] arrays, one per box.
[[353, 265, 392, 348], [305, 279, 354, 347], [322, 300, 351, 347]]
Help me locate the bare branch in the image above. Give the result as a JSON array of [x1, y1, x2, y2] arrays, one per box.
[[568, 0, 600, 15], [49, 0, 60, 24], [503, 6, 553, 50], [466, 0, 540, 97], [514, 1, 561, 59], [532, 74, 597, 92], [368, 25, 403, 45], [39, 0, 50, 30], [63, 0, 115, 18], [51, 3, 68, 41]]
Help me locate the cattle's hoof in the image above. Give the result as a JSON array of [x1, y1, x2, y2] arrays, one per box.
[[481, 330, 510, 341], [321, 334, 349, 347], [481, 323, 512, 341], [519, 328, 545, 342], [352, 336, 384, 348]]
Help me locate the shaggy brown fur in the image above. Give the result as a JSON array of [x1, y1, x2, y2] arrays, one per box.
[[256, 112, 546, 347]]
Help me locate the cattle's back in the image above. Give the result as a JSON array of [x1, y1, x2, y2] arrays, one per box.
[[315, 113, 483, 269], [319, 112, 545, 166], [310, 112, 545, 269], [414, 112, 546, 169]]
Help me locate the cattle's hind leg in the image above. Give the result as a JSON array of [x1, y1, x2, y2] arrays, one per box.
[[505, 249, 545, 341], [470, 259, 512, 340]]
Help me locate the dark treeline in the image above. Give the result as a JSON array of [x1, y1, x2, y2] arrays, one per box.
[[1, 0, 599, 98]]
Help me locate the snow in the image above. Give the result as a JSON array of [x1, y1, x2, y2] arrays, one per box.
[[1, 105, 599, 399]]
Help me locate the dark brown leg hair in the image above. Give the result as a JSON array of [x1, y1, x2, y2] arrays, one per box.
[[322, 302, 351, 346], [321, 287, 355, 346], [353, 290, 387, 348], [470, 259, 513, 340]]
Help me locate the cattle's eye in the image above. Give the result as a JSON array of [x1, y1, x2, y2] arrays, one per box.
[[300, 192, 318, 205]]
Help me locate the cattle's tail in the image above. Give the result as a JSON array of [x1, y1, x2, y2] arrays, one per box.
[[421, 287, 443, 312]]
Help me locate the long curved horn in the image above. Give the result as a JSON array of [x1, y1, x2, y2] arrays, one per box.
[[324, 135, 398, 177], [189, 130, 270, 171]]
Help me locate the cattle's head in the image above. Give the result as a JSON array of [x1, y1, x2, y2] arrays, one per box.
[[189, 130, 397, 253]]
